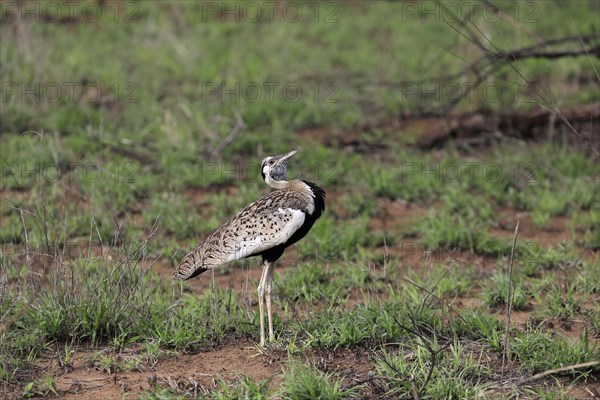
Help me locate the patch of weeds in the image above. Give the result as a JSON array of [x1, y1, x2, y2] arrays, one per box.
[[415, 263, 473, 297], [150, 288, 254, 349], [511, 328, 598, 374], [392, 153, 448, 203], [439, 185, 495, 225], [538, 143, 599, 179], [142, 340, 162, 364], [481, 271, 530, 311], [573, 259, 600, 294], [374, 339, 489, 399], [532, 209, 552, 230], [0, 329, 47, 384], [277, 262, 383, 308], [26, 249, 157, 345], [296, 296, 440, 349], [56, 343, 75, 372], [276, 263, 346, 305], [212, 375, 271, 400], [523, 385, 572, 400], [281, 362, 359, 400], [580, 226, 600, 250], [571, 206, 600, 250], [358, 159, 402, 199], [336, 192, 377, 218], [139, 387, 185, 400], [308, 214, 372, 261], [518, 178, 597, 221], [98, 353, 118, 374], [521, 242, 580, 277], [22, 374, 59, 399], [122, 356, 142, 372], [449, 310, 504, 351], [533, 283, 586, 320], [418, 209, 510, 256], [418, 211, 478, 252]]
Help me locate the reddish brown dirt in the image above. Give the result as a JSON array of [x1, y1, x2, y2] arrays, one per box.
[[32, 340, 281, 400], [493, 206, 575, 248]]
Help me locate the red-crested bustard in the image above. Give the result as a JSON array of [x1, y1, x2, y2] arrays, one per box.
[[173, 150, 326, 345]]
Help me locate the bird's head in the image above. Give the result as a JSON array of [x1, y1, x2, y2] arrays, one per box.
[[261, 150, 297, 185]]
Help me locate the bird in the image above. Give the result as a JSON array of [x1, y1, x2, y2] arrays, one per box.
[[173, 150, 326, 345]]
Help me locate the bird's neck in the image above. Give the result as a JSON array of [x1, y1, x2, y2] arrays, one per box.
[[265, 175, 290, 190]]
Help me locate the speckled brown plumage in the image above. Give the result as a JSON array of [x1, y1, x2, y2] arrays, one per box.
[[173, 179, 325, 280]]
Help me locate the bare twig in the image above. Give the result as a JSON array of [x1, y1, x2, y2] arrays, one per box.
[[410, 376, 420, 400], [382, 235, 389, 279], [502, 220, 520, 375], [488, 360, 600, 391], [514, 360, 599, 385], [19, 208, 31, 271]]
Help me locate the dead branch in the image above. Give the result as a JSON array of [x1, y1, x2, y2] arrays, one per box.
[[502, 220, 519, 375], [413, 102, 600, 149], [487, 360, 600, 392]]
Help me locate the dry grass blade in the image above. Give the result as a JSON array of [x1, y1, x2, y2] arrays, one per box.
[[502, 220, 520, 375]]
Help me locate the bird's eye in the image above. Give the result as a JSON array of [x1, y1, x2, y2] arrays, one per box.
[[268, 159, 274, 165]]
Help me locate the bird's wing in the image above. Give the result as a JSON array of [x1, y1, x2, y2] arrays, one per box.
[[223, 207, 305, 262], [173, 205, 305, 280]]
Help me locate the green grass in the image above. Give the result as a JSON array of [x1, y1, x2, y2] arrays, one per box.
[[532, 281, 587, 321], [511, 328, 598, 374], [482, 271, 530, 311], [209, 375, 272, 400], [522, 242, 580, 276], [449, 310, 505, 351], [375, 339, 490, 399], [145, 192, 202, 239], [0, 218, 255, 383], [281, 363, 359, 400]]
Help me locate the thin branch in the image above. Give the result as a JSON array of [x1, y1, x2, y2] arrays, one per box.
[[502, 220, 520, 375], [503, 45, 600, 61], [514, 360, 599, 385], [19, 208, 31, 271], [488, 360, 600, 391]]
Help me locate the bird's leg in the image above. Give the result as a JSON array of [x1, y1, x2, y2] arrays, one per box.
[[257, 260, 269, 346], [265, 261, 276, 342]]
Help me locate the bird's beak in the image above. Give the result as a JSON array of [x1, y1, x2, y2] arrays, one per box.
[[278, 150, 297, 163]]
